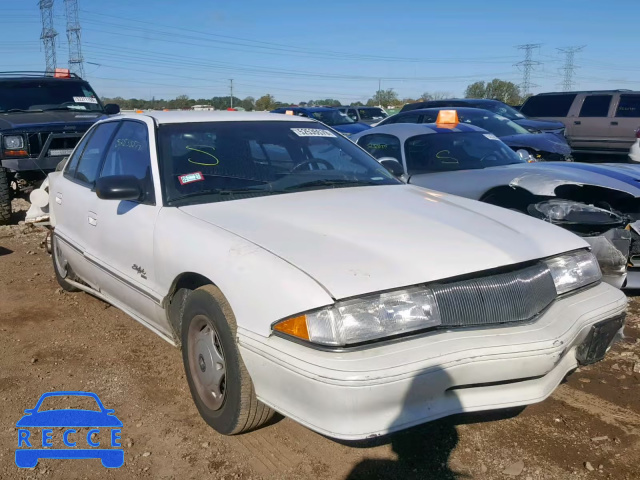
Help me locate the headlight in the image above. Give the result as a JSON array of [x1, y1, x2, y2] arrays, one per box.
[[273, 287, 441, 346], [3, 135, 24, 150], [544, 250, 601, 295], [528, 200, 626, 227]]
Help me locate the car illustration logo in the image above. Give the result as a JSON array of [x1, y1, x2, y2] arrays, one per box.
[[15, 391, 123, 468]]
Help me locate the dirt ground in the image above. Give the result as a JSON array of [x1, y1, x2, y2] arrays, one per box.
[[1, 199, 639, 480]]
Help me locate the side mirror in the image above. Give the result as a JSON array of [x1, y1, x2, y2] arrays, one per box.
[[516, 149, 534, 162], [104, 103, 121, 115], [95, 175, 142, 201], [378, 157, 405, 176]]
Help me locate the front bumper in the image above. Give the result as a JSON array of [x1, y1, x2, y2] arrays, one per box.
[[238, 283, 626, 440]]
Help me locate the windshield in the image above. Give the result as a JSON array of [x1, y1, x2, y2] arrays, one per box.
[[358, 108, 388, 120], [0, 80, 103, 113], [404, 132, 525, 174], [158, 120, 400, 205], [308, 110, 355, 126], [421, 110, 530, 137], [477, 102, 525, 120]]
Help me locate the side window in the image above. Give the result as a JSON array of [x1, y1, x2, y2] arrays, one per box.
[[101, 121, 151, 180], [64, 129, 94, 178], [356, 134, 401, 161], [101, 121, 154, 203], [579, 95, 612, 117], [347, 109, 358, 121], [616, 95, 640, 118], [74, 122, 119, 185], [520, 94, 577, 117]]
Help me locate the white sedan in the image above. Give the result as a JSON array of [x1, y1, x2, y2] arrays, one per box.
[[630, 128, 640, 163], [48, 111, 626, 440]]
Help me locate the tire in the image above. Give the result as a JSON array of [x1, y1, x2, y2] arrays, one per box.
[[181, 284, 274, 435], [51, 232, 80, 292], [0, 166, 11, 225]]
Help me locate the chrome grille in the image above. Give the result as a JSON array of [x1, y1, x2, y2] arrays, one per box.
[[432, 263, 556, 327]]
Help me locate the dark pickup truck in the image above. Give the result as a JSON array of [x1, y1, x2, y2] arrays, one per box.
[[0, 70, 119, 223]]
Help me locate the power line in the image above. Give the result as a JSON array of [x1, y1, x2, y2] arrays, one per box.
[[515, 44, 541, 96], [39, 0, 57, 72], [557, 46, 585, 91], [64, 0, 84, 77]]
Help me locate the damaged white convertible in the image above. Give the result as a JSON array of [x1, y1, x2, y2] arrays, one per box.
[[353, 118, 640, 289]]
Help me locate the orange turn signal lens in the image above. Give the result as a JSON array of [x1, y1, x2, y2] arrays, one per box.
[[273, 315, 309, 340], [3, 149, 28, 157], [436, 110, 459, 126], [285, 110, 294, 115]]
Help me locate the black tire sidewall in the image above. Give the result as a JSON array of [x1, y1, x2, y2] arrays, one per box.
[[51, 233, 78, 292], [181, 288, 243, 434], [0, 167, 11, 224]]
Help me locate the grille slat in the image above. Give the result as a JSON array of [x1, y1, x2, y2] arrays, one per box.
[[432, 263, 556, 327]]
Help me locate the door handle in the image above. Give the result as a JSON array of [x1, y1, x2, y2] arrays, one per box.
[[55, 193, 62, 205], [611, 121, 618, 126], [574, 120, 581, 125], [87, 214, 97, 226]]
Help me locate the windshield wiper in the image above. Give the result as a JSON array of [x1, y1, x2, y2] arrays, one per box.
[[284, 179, 381, 191], [172, 187, 272, 203], [1, 108, 43, 113]]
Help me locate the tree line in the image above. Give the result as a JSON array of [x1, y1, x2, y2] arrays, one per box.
[[101, 78, 525, 111]]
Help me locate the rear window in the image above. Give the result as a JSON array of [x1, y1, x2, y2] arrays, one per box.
[[520, 94, 577, 117], [616, 95, 640, 118]]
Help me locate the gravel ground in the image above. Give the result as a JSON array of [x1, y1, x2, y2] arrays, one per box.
[[1, 203, 639, 479]]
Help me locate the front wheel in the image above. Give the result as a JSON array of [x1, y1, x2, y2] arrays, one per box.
[[0, 167, 11, 225], [181, 285, 274, 435]]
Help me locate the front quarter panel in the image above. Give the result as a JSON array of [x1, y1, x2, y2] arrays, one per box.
[[154, 207, 335, 337]]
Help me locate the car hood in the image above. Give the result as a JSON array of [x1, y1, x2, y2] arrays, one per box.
[[332, 122, 371, 135], [409, 162, 640, 198], [178, 185, 586, 299], [0, 110, 106, 131], [16, 410, 123, 427], [514, 118, 565, 131], [500, 133, 571, 155]]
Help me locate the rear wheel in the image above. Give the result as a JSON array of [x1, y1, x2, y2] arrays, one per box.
[[181, 285, 274, 435], [51, 233, 80, 292], [0, 167, 11, 225]]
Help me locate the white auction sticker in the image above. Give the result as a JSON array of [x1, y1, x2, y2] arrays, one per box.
[[73, 96, 98, 104], [291, 128, 336, 138], [484, 133, 500, 140], [178, 172, 204, 185]]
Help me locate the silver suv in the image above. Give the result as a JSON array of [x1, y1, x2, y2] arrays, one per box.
[[520, 90, 640, 155]]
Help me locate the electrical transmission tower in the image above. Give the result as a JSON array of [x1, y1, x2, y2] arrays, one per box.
[[64, 0, 84, 77], [515, 44, 541, 96], [557, 46, 585, 92], [39, 0, 58, 72]]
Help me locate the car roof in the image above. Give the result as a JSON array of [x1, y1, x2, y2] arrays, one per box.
[[398, 106, 494, 115], [353, 122, 486, 141], [532, 89, 638, 96], [113, 111, 318, 125], [0, 77, 88, 85]]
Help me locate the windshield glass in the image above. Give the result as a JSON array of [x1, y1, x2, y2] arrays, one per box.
[[478, 102, 525, 120], [309, 110, 354, 126], [404, 132, 525, 174], [158, 120, 400, 205], [421, 109, 530, 137], [0, 80, 103, 113], [358, 108, 388, 120]]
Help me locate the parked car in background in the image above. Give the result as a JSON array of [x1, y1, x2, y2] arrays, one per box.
[[46, 111, 626, 440], [519, 90, 640, 155], [270, 106, 370, 136], [352, 120, 640, 289], [0, 70, 119, 224], [400, 98, 566, 135], [336, 106, 388, 125], [630, 128, 640, 163], [378, 107, 573, 162]]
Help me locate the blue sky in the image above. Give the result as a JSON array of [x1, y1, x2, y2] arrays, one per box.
[[1, 0, 637, 103]]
